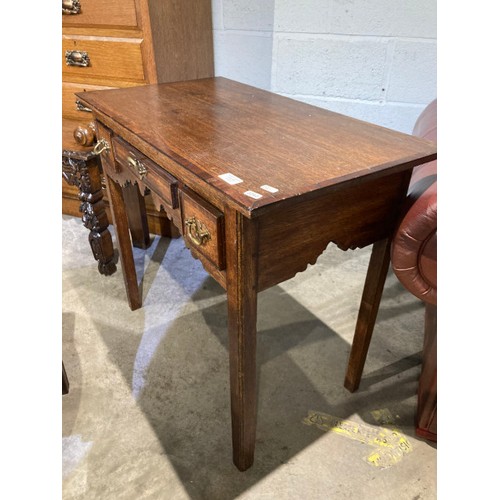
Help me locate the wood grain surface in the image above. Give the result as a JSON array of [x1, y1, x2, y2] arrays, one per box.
[[63, 35, 146, 83], [77, 78, 437, 216], [62, 0, 138, 28]]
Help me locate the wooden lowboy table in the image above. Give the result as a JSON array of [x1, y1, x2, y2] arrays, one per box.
[[77, 78, 437, 471]]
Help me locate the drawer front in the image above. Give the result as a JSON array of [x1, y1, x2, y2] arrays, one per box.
[[63, 36, 145, 83], [180, 190, 225, 270], [112, 136, 179, 209], [63, 82, 113, 120], [62, 0, 138, 28]]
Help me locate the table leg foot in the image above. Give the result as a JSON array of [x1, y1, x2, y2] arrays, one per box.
[[344, 238, 391, 392], [225, 209, 258, 471]]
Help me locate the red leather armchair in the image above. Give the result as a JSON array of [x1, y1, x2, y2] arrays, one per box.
[[392, 99, 437, 441], [344, 100, 437, 441]]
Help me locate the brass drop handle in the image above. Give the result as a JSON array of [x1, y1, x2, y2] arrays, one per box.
[[185, 217, 211, 246], [127, 154, 148, 179], [92, 139, 110, 156], [62, 0, 81, 15], [65, 50, 90, 67], [75, 99, 92, 113]]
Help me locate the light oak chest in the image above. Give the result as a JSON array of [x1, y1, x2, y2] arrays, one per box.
[[62, 0, 214, 235]]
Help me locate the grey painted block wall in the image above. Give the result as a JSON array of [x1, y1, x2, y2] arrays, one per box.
[[212, 0, 437, 133]]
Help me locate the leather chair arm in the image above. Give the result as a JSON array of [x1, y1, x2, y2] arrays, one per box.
[[391, 181, 437, 306]]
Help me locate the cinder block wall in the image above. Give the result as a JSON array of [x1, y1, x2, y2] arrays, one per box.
[[212, 0, 436, 133]]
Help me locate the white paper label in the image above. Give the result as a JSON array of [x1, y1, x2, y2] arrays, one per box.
[[244, 190, 263, 200], [219, 173, 243, 185], [260, 185, 279, 193]]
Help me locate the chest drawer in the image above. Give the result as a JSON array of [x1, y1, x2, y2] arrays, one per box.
[[63, 35, 145, 83], [63, 82, 114, 121], [180, 190, 226, 270], [62, 0, 138, 28], [112, 136, 179, 209]]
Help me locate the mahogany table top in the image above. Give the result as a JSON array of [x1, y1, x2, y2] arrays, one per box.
[[78, 77, 437, 216]]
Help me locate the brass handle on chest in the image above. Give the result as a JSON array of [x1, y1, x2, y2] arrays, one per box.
[[65, 50, 90, 67], [127, 155, 148, 179], [62, 0, 81, 15], [75, 100, 92, 113], [185, 217, 211, 247], [92, 139, 110, 156]]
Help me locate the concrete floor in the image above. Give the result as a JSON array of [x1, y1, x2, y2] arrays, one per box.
[[62, 214, 436, 499]]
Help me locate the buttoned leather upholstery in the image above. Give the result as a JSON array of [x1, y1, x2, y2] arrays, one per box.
[[391, 100, 437, 306]]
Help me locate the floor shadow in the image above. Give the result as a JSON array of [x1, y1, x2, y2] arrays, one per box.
[[133, 235, 172, 304], [62, 311, 82, 436], [63, 217, 428, 498], [376, 276, 426, 322], [100, 275, 423, 498], [357, 352, 423, 390]]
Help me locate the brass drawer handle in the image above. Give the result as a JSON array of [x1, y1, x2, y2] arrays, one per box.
[[92, 139, 110, 156], [62, 0, 81, 15], [185, 217, 211, 247], [65, 50, 90, 67], [127, 154, 148, 179], [75, 99, 92, 113]]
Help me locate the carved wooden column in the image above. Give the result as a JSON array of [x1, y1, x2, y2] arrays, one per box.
[[62, 149, 117, 276]]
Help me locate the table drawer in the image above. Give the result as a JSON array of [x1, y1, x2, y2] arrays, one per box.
[[62, 0, 138, 28], [63, 35, 145, 83], [180, 190, 225, 270], [112, 136, 179, 209], [63, 82, 114, 120]]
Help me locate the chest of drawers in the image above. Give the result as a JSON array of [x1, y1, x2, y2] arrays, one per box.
[[62, 0, 214, 236]]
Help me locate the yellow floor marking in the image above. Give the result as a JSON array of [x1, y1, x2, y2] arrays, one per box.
[[302, 409, 413, 469]]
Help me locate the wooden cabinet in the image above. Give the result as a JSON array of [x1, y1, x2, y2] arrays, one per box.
[[62, 0, 214, 234]]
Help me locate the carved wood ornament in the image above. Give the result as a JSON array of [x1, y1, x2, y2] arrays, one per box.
[[62, 151, 117, 275]]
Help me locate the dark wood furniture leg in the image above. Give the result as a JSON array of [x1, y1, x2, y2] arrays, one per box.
[[62, 152, 117, 276], [159, 217, 182, 239], [106, 177, 142, 311], [225, 208, 259, 471], [62, 362, 69, 395], [416, 303, 437, 441], [344, 238, 391, 392], [122, 183, 151, 249]]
